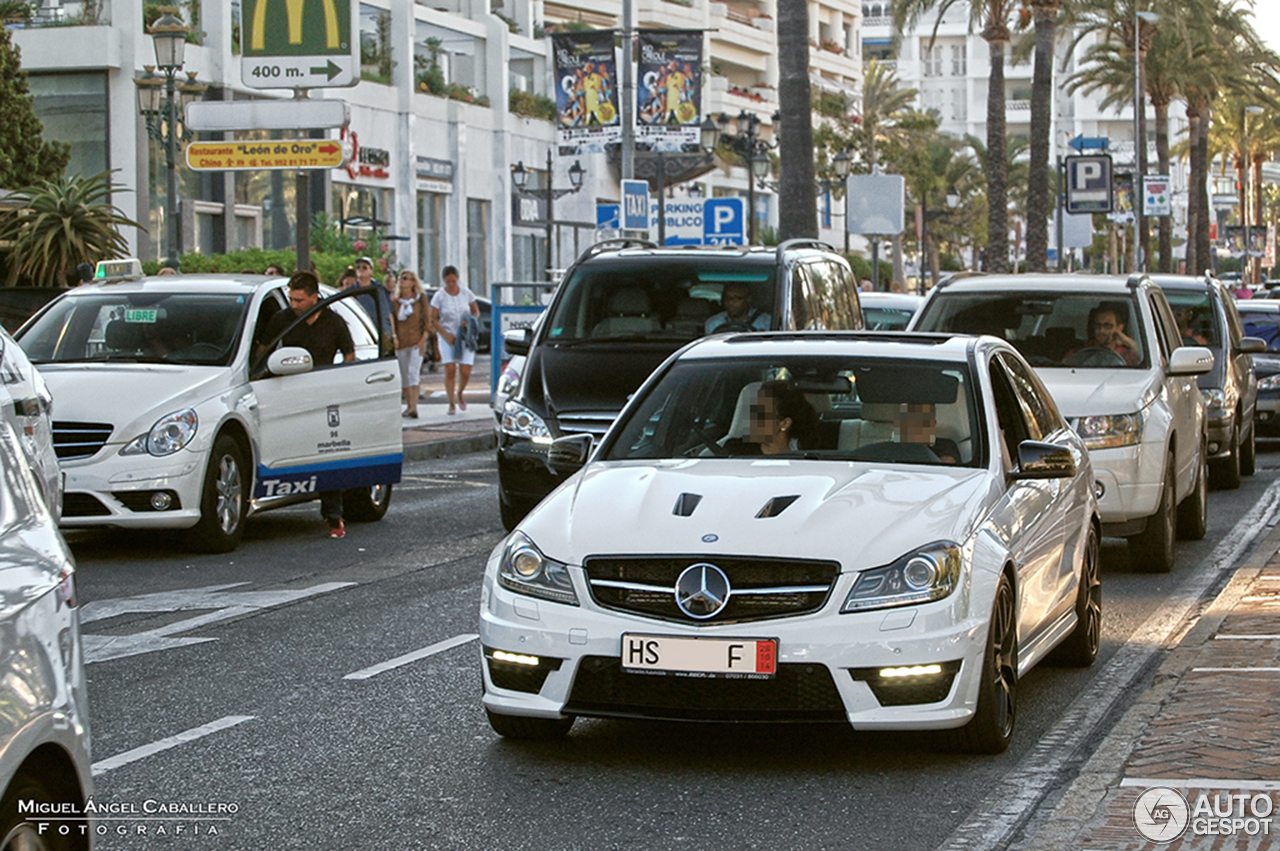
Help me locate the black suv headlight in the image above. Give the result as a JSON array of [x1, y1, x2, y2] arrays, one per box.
[[842, 541, 962, 613], [498, 532, 579, 606]]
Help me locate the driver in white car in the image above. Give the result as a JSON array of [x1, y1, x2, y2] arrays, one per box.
[[704, 282, 772, 334], [1067, 303, 1140, 365]]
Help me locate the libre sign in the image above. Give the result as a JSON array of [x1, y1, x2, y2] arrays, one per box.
[[242, 0, 359, 89], [186, 140, 346, 171]]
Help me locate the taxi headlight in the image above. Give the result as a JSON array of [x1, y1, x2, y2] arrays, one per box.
[[120, 408, 198, 457], [498, 532, 578, 606], [843, 541, 962, 613], [1075, 412, 1143, 449], [501, 400, 552, 443]]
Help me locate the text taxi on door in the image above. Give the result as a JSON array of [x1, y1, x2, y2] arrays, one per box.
[[15, 260, 403, 552]]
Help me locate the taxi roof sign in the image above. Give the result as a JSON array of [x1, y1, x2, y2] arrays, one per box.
[[94, 259, 144, 282]]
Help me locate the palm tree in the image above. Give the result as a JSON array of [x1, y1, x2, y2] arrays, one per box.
[[777, 0, 817, 240], [1025, 0, 1062, 273], [0, 171, 141, 286], [894, 0, 1020, 272]]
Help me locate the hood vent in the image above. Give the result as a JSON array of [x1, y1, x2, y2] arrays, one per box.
[[672, 492, 703, 517], [756, 495, 801, 518]]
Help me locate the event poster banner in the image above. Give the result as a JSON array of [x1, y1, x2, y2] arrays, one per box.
[[1108, 173, 1134, 223], [637, 30, 703, 151], [552, 31, 620, 153]]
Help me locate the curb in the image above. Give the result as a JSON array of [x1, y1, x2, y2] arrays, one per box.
[[402, 429, 497, 461]]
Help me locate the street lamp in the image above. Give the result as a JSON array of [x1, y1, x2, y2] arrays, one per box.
[[715, 110, 773, 244], [1133, 7, 1158, 273], [133, 6, 206, 272], [833, 148, 852, 254], [511, 152, 584, 281], [1243, 104, 1265, 286]]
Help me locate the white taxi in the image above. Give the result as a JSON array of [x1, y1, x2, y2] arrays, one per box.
[[15, 262, 403, 552]]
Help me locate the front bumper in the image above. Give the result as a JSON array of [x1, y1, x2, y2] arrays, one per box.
[[1082, 441, 1164, 531], [59, 446, 207, 529], [1204, 408, 1236, 460], [497, 434, 564, 510], [1255, 392, 1280, 436], [479, 554, 990, 731]]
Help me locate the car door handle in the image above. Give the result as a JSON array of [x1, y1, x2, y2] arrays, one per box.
[[365, 372, 397, 384]]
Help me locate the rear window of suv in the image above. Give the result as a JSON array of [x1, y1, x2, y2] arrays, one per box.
[[915, 290, 1149, 369], [545, 259, 776, 343]]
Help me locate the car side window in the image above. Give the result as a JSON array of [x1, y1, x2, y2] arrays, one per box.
[[1221, 290, 1245, 348], [1147, 294, 1177, 364], [329, 295, 381, 362], [988, 360, 1033, 474], [998, 353, 1063, 438]]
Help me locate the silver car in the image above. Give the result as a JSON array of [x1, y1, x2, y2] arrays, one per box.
[[0, 414, 91, 847]]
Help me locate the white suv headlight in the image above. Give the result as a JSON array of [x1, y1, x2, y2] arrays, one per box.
[[498, 532, 578, 605], [842, 541, 962, 613], [1075, 412, 1143, 449], [120, 408, 198, 457], [501, 400, 551, 442]]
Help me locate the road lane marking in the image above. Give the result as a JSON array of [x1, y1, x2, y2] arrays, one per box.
[[936, 477, 1280, 851], [1191, 666, 1280, 673], [83, 582, 355, 663], [343, 633, 478, 680], [91, 715, 254, 777], [1214, 634, 1280, 640], [1122, 778, 1280, 791]]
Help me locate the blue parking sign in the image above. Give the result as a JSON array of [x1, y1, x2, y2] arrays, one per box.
[[703, 197, 745, 245], [622, 180, 650, 231]]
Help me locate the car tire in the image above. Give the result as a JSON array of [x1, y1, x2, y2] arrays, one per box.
[[1, 771, 87, 851], [190, 435, 247, 554], [485, 709, 574, 740], [1129, 454, 1176, 573], [343, 483, 393, 522], [944, 572, 1017, 755], [1211, 420, 1243, 490], [1177, 442, 1208, 541], [1241, 419, 1257, 477], [1049, 524, 1101, 667]]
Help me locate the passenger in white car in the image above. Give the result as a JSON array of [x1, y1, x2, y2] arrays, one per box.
[[728, 380, 817, 455]]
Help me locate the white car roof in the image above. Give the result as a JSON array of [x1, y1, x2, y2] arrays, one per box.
[[675, 331, 981, 364], [935, 273, 1141, 294], [61, 274, 289, 298]]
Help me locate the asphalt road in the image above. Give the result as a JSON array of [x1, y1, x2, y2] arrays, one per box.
[[66, 445, 1280, 850]]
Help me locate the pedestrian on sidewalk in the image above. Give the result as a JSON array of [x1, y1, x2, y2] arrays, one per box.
[[393, 270, 431, 419], [430, 265, 481, 415], [353, 256, 397, 353]]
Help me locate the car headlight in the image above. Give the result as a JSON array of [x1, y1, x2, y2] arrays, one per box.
[[1201, 388, 1226, 413], [501, 400, 552, 443], [1259, 374, 1280, 392], [120, 408, 198, 457], [1075, 411, 1143, 449], [496, 364, 521, 400], [842, 541, 962, 613], [498, 532, 579, 606]]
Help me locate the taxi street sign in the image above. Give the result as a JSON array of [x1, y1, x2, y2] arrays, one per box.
[[186, 140, 346, 171], [242, 0, 359, 90]]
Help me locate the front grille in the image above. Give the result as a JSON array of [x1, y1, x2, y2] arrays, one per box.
[[112, 491, 181, 512], [565, 656, 846, 722], [555, 411, 617, 437], [849, 661, 962, 706], [585, 556, 838, 624], [53, 421, 113, 461], [62, 492, 111, 517]]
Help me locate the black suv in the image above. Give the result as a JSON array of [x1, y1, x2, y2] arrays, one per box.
[[496, 238, 865, 529]]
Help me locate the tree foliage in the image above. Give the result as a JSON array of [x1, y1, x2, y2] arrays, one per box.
[[0, 28, 68, 190]]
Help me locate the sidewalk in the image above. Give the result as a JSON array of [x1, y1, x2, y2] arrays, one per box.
[[1022, 523, 1280, 850], [399, 357, 499, 461]]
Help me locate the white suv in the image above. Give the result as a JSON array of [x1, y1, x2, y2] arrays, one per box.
[[912, 275, 1212, 572], [16, 268, 403, 552]]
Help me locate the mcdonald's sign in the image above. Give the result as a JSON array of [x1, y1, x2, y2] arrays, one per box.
[[241, 0, 358, 90]]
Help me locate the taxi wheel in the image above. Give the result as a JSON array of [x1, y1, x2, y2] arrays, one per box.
[[485, 709, 574, 740], [945, 572, 1016, 754], [1049, 524, 1101, 667], [343, 483, 393, 522], [1129, 455, 1175, 573], [1, 772, 87, 851], [191, 436, 246, 554]]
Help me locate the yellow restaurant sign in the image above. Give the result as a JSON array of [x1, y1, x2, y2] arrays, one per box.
[[185, 140, 346, 171]]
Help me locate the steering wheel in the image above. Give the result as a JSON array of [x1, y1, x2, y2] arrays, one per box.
[[709, 321, 756, 334], [1063, 346, 1126, 367]]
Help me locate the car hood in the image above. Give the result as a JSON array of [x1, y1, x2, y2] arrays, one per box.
[[1036, 368, 1160, 417], [38, 363, 231, 435], [534, 343, 682, 414], [521, 460, 994, 570]]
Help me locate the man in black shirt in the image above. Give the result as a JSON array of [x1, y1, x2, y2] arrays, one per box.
[[258, 271, 356, 538]]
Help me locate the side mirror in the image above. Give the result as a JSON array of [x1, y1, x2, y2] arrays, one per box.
[[267, 346, 314, 376], [1168, 346, 1213, 376], [1239, 337, 1267, 355], [546, 434, 592, 476], [503, 327, 532, 357], [1014, 440, 1076, 480]]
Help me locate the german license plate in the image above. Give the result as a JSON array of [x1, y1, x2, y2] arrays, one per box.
[[621, 633, 777, 678]]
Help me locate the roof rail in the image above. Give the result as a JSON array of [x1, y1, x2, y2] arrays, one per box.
[[580, 237, 658, 261], [933, 270, 985, 290], [1125, 273, 1146, 289], [775, 238, 836, 264]]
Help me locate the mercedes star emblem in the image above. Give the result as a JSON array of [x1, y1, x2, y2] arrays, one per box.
[[675, 563, 731, 619]]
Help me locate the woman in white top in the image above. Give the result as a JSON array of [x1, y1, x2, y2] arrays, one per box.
[[429, 265, 481, 414]]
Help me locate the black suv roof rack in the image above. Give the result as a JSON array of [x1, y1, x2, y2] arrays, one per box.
[[775, 238, 836, 264], [580, 237, 658, 260]]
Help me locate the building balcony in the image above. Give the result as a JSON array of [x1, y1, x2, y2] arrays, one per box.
[[1006, 99, 1031, 122], [637, 0, 707, 30], [709, 3, 775, 57]]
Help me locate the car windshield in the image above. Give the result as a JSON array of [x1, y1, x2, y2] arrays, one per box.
[[1240, 309, 1280, 352], [18, 292, 249, 366], [914, 291, 1148, 369], [602, 355, 982, 467], [863, 306, 916, 331], [1162, 291, 1221, 348], [544, 259, 776, 343]]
